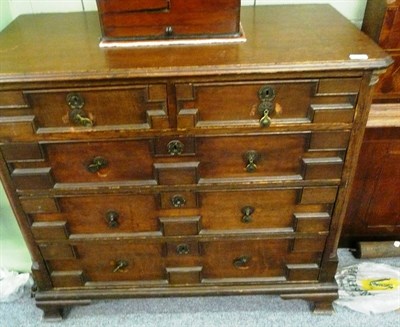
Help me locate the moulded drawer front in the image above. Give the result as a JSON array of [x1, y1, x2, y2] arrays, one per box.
[[194, 134, 345, 182], [46, 243, 169, 286], [176, 78, 360, 129], [31, 194, 161, 237], [24, 85, 169, 132], [9, 140, 157, 188], [28, 187, 335, 238], [45, 239, 323, 288], [198, 189, 333, 233], [199, 239, 323, 282]]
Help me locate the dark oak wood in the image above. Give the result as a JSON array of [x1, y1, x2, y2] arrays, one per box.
[[341, 128, 400, 245], [0, 5, 391, 320], [341, 0, 400, 247], [96, 0, 241, 40]]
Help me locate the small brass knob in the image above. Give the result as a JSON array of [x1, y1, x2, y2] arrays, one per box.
[[167, 140, 184, 156], [106, 211, 119, 228], [176, 243, 190, 255], [171, 195, 186, 208], [87, 156, 108, 173]]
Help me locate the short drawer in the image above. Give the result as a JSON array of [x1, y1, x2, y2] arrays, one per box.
[[23, 85, 168, 132], [176, 78, 360, 129], [28, 186, 336, 238], [43, 238, 324, 288]]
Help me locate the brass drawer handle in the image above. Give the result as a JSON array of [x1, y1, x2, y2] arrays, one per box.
[[167, 140, 184, 156], [106, 211, 119, 228], [67, 93, 93, 127], [233, 256, 251, 269], [241, 206, 254, 223], [258, 85, 275, 128], [69, 109, 94, 127], [87, 156, 108, 173], [113, 260, 128, 272], [171, 194, 186, 208], [176, 243, 190, 255], [244, 150, 260, 173]]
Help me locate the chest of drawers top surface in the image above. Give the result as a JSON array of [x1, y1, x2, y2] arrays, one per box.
[[0, 5, 391, 83]]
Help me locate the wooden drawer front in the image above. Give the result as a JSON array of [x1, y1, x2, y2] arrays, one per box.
[[10, 140, 156, 188], [47, 243, 168, 285], [97, 0, 240, 39], [5, 131, 348, 190], [45, 239, 323, 288], [24, 85, 168, 132], [31, 194, 160, 237], [201, 240, 323, 282], [195, 134, 345, 182], [29, 187, 336, 239], [176, 78, 360, 129], [198, 189, 333, 233]]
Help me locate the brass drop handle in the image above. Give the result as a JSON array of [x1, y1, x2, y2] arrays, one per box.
[[66, 92, 94, 127], [113, 260, 128, 272], [87, 156, 108, 173], [244, 150, 260, 173], [233, 256, 251, 269], [176, 243, 190, 255], [69, 109, 94, 127], [259, 108, 272, 128], [241, 206, 254, 223], [171, 195, 186, 208], [167, 140, 184, 156], [258, 86, 275, 128], [106, 211, 119, 228]]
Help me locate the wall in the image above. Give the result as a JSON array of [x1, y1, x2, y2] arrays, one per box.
[[0, 0, 368, 272]]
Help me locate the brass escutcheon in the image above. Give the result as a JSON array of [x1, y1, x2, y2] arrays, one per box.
[[66, 92, 85, 110]]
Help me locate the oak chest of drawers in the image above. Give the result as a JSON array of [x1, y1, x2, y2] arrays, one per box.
[[0, 5, 391, 320]]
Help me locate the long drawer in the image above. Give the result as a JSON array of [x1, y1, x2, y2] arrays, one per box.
[[42, 238, 325, 288], [3, 131, 349, 190], [28, 187, 337, 239]]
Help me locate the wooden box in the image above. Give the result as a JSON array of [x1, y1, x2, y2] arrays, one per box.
[[96, 0, 242, 45]]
